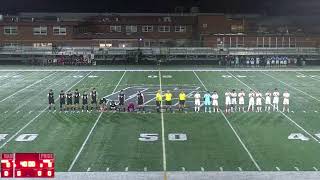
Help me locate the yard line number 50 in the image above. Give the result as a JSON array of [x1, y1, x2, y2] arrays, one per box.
[[139, 133, 187, 142]]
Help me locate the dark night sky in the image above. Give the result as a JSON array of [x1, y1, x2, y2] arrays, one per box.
[[0, 0, 319, 15]]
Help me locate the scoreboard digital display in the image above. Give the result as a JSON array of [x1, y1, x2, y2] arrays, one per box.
[[1, 153, 54, 178]]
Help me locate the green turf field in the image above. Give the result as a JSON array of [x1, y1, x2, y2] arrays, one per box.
[[1, 68, 320, 173]]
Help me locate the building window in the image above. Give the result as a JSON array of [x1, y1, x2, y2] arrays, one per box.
[[53, 26, 67, 35], [99, 43, 112, 48], [4, 42, 20, 47], [33, 43, 52, 47], [202, 24, 208, 28], [142, 25, 153, 32], [158, 26, 170, 32], [33, 26, 47, 35], [175, 25, 186, 32], [125, 25, 137, 33], [231, 25, 244, 33], [110, 25, 121, 32], [4, 26, 18, 35]]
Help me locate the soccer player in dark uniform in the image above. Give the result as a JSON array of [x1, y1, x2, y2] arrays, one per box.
[[99, 97, 107, 112], [137, 91, 145, 112], [90, 88, 98, 110], [109, 100, 117, 112], [66, 90, 73, 111], [82, 91, 89, 112], [74, 89, 80, 110], [48, 89, 55, 110], [118, 90, 126, 112], [59, 90, 66, 111]]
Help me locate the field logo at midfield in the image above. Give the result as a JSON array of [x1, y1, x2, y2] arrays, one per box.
[[139, 133, 187, 142], [0, 134, 38, 142], [148, 75, 172, 79]]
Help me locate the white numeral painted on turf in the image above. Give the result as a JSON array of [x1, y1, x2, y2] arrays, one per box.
[[222, 75, 232, 78], [168, 133, 187, 141], [15, 134, 38, 142], [0, 134, 8, 141], [288, 133, 309, 141], [148, 75, 158, 78], [139, 134, 159, 142], [139, 133, 188, 142], [296, 75, 306, 78]]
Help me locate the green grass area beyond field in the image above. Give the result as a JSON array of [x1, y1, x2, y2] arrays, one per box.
[[1, 68, 320, 173]]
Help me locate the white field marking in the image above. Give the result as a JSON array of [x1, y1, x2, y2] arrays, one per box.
[[296, 72, 320, 82], [4, 111, 8, 114], [228, 71, 320, 143], [0, 72, 92, 149], [238, 167, 243, 171], [294, 167, 300, 171], [201, 167, 205, 172], [28, 111, 32, 114], [181, 167, 185, 171], [5, 69, 320, 72], [263, 72, 320, 102], [125, 167, 129, 172], [106, 168, 110, 172], [303, 111, 306, 113], [87, 167, 90, 172], [313, 167, 318, 171], [144, 167, 147, 172], [291, 111, 295, 113], [193, 71, 262, 171], [276, 167, 281, 171], [16, 111, 20, 114], [315, 111, 318, 113], [0, 72, 57, 103], [219, 167, 224, 171], [159, 71, 167, 173], [68, 71, 126, 172]]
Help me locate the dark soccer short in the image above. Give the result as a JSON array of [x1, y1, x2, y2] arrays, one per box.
[[119, 101, 124, 106], [83, 100, 88, 105], [67, 100, 72, 105], [138, 100, 144, 105], [166, 101, 172, 106], [179, 100, 185, 105], [60, 100, 65, 105], [91, 99, 97, 104], [74, 99, 80, 104], [156, 101, 161, 107], [49, 99, 54, 104]]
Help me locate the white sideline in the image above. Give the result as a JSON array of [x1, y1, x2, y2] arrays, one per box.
[[193, 71, 262, 171], [159, 71, 168, 180], [263, 72, 320, 102], [0, 72, 57, 103], [68, 71, 127, 172], [0, 72, 92, 149], [227, 72, 320, 143]]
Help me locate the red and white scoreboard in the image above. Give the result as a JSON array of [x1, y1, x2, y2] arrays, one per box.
[[1, 153, 55, 178]]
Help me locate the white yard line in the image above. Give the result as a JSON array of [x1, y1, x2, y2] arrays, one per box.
[[193, 71, 261, 171], [0, 72, 57, 103], [228, 72, 320, 143], [0, 72, 92, 149], [159, 71, 168, 179], [68, 71, 127, 172], [262, 72, 320, 102]]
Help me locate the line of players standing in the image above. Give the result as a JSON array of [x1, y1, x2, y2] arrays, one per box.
[[48, 88, 146, 112], [195, 88, 290, 113]]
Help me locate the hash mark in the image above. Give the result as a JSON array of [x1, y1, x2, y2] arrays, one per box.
[[315, 111, 318, 113], [16, 111, 20, 114], [144, 167, 147, 172], [303, 111, 306, 113], [219, 167, 223, 171], [238, 167, 242, 171], [181, 167, 185, 171], [313, 167, 318, 171], [4, 111, 8, 114], [201, 167, 205, 172], [294, 167, 300, 171], [125, 167, 128, 171], [276, 166, 281, 171], [106, 167, 110, 172], [87, 167, 91, 172], [29, 111, 32, 114]]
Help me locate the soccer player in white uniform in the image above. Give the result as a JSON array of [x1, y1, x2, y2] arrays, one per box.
[[225, 90, 231, 113], [255, 90, 262, 112], [265, 89, 272, 112], [282, 90, 290, 113], [194, 91, 201, 112], [247, 90, 255, 112], [212, 91, 219, 112], [238, 89, 245, 112], [273, 88, 280, 111], [231, 89, 237, 112]]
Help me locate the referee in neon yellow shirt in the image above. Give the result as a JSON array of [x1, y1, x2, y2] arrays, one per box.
[[156, 90, 163, 113], [178, 90, 186, 112], [165, 90, 173, 112]]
